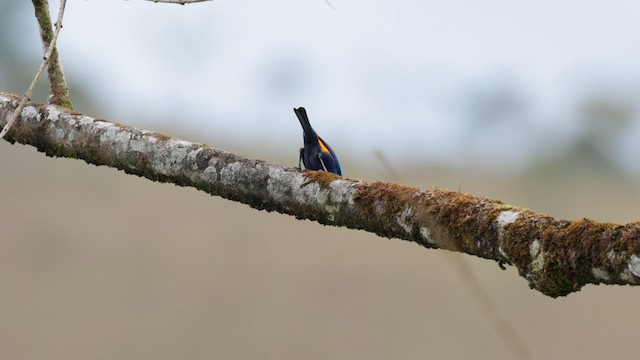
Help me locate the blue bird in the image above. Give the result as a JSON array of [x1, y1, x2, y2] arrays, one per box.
[[295, 107, 342, 176]]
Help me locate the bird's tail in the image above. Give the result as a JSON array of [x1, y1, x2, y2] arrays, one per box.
[[294, 107, 312, 132]]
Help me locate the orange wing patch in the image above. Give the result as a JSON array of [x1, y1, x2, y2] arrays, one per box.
[[318, 138, 330, 153]]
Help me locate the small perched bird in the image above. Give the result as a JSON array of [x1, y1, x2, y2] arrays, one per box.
[[295, 107, 342, 176]]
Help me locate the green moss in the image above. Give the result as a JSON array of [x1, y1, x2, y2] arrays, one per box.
[[114, 122, 132, 130], [351, 182, 419, 238], [0, 92, 20, 99], [353, 181, 418, 215], [547, 219, 611, 293], [500, 215, 631, 297], [302, 170, 341, 190], [152, 132, 172, 141], [32, 0, 74, 111], [424, 189, 505, 257]]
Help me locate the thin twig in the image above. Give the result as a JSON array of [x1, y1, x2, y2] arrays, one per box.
[[0, 0, 67, 141], [445, 253, 532, 359], [324, 0, 337, 11]]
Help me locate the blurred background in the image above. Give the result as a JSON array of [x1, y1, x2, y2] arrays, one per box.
[[2, 0, 640, 359]]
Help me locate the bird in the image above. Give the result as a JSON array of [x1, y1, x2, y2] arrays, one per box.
[[294, 107, 342, 176]]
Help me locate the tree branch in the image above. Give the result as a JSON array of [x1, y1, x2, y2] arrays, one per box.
[[374, 151, 531, 359], [32, 0, 73, 110], [143, 0, 212, 4], [1, 93, 639, 297], [0, 0, 68, 141], [139, 0, 335, 8]]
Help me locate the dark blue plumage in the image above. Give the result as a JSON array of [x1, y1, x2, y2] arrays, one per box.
[[295, 107, 342, 176]]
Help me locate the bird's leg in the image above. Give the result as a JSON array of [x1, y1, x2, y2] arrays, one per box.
[[299, 148, 304, 170]]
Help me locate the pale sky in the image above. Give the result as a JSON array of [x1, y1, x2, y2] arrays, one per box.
[[17, 0, 640, 171]]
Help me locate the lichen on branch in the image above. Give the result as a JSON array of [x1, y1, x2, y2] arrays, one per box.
[[1, 93, 639, 297]]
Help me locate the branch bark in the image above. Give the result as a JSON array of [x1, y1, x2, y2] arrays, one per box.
[[32, 0, 72, 110], [1, 93, 639, 297], [143, 0, 212, 4], [0, 0, 68, 141]]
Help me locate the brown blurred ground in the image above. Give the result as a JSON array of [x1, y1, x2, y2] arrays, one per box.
[[1, 139, 639, 360]]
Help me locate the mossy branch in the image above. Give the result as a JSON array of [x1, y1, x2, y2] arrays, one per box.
[[1, 93, 639, 298], [32, 0, 73, 110]]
